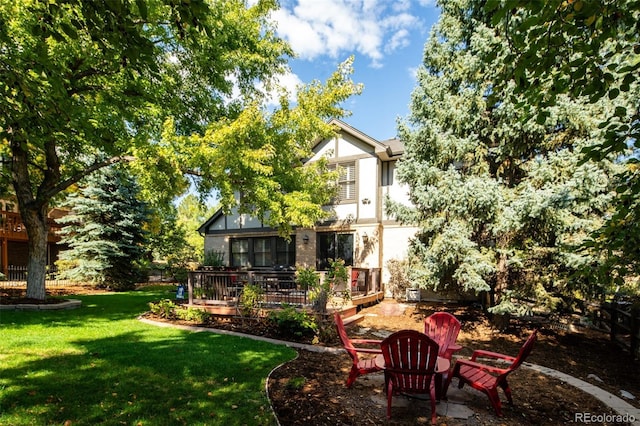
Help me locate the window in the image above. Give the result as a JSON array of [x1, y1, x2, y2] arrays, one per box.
[[329, 161, 356, 203], [230, 236, 295, 268], [231, 239, 249, 267], [276, 238, 295, 266], [253, 238, 272, 267], [317, 232, 353, 270]]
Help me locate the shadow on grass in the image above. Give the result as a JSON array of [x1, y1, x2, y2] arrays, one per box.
[[0, 289, 296, 425]]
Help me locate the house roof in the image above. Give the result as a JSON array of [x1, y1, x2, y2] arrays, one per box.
[[323, 118, 404, 161], [197, 209, 225, 235]]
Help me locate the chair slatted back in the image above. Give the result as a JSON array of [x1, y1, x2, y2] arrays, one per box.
[[424, 312, 461, 358], [382, 330, 439, 392]]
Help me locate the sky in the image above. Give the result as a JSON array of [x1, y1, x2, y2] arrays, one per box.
[[267, 0, 442, 142]]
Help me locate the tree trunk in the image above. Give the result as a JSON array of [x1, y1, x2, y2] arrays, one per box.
[[21, 205, 49, 300], [494, 251, 509, 305]]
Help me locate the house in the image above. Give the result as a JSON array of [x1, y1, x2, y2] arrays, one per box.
[[197, 119, 419, 294], [0, 198, 66, 279]]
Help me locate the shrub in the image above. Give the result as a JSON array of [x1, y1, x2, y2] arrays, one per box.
[[148, 299, 177, 319], [239, 283, 263, 318], [175, 306, 210, 323], [268, 304, 317, 339]]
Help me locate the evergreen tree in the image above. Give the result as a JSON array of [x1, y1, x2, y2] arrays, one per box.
[[57, 166, 150, 290], [386, 0, 626, 313]]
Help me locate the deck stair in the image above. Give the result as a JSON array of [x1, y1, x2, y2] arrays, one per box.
[[342, 313, 364, 327]]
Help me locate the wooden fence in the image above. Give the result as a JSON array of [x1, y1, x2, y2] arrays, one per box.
[[591, 301, 640, 360]]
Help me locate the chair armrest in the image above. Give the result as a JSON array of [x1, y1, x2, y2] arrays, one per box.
[[447, 343, 463, 352], [353, 347, 383, 354], [351, 338, 383, 346], [454, 358, 508, 375], [470, 349, 516, 363], [351, 338, 382, 354]]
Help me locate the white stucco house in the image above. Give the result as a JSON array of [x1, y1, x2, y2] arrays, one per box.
[[197, 118, 419, 291]]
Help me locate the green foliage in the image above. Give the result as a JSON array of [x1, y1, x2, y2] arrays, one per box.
[[267, 304, 317, 339], [148, 299, 210, 323], [1, 0, 360, 298], [176, 194, 218, 263], [482, 0, 640, 295], [285, 376, 307, 390], [387, 0, 627, 312], [295, 266, 320, 290], [309, 259, 351, 314], [238, 283, 264, 318], [487, 291, 533, 317], [57, 166, 150, 291], [148, 299, 177, 319], [1, 288, 295, 425], [175, 306, 210, 323], [203, 250, 225, 267]]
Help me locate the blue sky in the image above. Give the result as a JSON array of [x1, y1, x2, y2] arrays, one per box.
[[268, 0, 442, 141]]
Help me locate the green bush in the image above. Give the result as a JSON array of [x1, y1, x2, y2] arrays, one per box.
[[239, 283, 264, 318], [175, 306, 210, 323], [148, 299, 177, 319], [149, 299, 210, 323], [268, 304, 317, 339]]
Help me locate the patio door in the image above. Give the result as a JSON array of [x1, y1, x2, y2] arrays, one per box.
[[316, 232, 353, 270]]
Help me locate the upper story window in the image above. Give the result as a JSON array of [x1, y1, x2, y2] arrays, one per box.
[[329, 161, 356, 203]]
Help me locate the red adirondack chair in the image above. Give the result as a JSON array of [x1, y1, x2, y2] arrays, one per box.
[[447, 329, 538, 416], [424, 312, 462, 360], [334, 312, 383, 388], [381, 330, 440, 424], [424, 312, 462, 398]]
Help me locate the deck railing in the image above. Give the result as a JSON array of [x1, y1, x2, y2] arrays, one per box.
[[0, 265, 77, 287], [0, 211, 62, 240], [187, 267, 383, 307]]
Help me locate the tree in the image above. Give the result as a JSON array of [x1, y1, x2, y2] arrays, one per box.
[[57, 166, 149, 290], [0, 0, 360, 299], [482, 0, 640, 291], [176, 194, 217, 262], [387, 0, 625, 312]]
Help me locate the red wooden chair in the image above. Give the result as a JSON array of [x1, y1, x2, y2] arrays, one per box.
[[334, 312, 383, 388], [381, 330, 440, 424], [447, 329, 538, 416], [424, 312, 462, 398], [424, 312, 462, 360]]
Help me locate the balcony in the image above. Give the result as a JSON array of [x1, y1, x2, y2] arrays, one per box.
[[0, 211, 62, 242]]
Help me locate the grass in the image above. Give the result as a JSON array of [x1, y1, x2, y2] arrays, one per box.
[[0, 285, 296, 425]]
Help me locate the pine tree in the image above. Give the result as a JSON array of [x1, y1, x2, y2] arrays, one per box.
[[386, 0, 626, 312], [57, 166, 150, 290]]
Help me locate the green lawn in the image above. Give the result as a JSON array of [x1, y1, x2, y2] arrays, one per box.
[[0, 285, 296, 425]]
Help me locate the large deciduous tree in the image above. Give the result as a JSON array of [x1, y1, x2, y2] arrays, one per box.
[[0, 0, 360, 299], [387, 0, 626, 312]]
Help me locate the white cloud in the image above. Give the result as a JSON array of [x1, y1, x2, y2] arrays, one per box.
[[252, 71, 305, 108], [272, 0, 423, 67]]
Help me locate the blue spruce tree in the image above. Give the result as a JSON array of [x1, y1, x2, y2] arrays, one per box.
[[57, 166, 150, 290]]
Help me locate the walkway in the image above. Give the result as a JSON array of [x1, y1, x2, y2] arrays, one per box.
[[139, 317, 640, 425]]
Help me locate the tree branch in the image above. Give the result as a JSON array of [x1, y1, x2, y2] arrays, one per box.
[[42, 155, 136, 202]]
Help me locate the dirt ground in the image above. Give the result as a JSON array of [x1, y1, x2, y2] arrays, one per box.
[[3, 286, 639, 425], [268, 301, 640, 425]]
